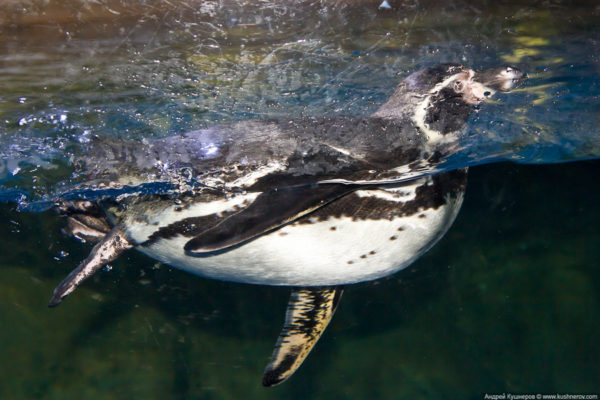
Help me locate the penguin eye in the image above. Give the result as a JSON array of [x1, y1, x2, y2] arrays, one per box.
[[484, 91, 491, 96], [453, 81, 464, 92]]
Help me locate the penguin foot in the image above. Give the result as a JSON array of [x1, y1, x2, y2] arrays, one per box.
[[49, 226, 132, 307]]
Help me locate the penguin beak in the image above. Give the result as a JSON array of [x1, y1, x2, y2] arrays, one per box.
[[475, 66, 527, 91]]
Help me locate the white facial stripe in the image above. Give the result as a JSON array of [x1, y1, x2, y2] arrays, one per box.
[[412, 69, 498, 144], [412, 72, 465, 143], [465, 82, 495, 104], [430, 71, 469, 95]]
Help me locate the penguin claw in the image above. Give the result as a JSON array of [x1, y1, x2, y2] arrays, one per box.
[[49, 226, 132, 307]]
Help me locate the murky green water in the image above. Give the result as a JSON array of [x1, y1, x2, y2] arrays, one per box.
[[0, 0, 599, 398], [1, 162, 598, 399]]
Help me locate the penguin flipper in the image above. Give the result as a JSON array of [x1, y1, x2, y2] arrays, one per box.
[[49, 226, 132, 307], [262, 286, 343, 387], [184, 183, 357, 253]]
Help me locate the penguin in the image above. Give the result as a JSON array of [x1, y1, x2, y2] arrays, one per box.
[[49, 64, 525, 386]]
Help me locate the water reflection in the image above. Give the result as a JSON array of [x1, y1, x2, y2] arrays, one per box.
[[0, 0, 599, 205]]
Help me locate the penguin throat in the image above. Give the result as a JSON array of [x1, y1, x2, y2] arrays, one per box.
[[412, 71, 492, 145]]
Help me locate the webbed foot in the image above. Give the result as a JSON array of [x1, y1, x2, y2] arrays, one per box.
[[49, 226, 132, 307], [263, 286, 343, 386]]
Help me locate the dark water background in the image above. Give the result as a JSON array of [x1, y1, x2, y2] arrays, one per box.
[[0, 0, 599, 398], [1, 162, 598, 399]]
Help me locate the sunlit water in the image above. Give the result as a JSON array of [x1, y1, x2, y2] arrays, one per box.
[[1, 0, 599, 206], [0, 1, 598, 398]]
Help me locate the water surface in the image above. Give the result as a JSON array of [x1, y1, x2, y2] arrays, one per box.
[[1, 0, 599, 205]]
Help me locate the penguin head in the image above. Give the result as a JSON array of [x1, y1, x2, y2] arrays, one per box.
[[473, 66, 526, 92], [407, 64, 524, 94], [374, 64, 525, 143]]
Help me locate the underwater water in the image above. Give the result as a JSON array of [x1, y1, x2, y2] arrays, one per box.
[[0, 0, 599, 398]]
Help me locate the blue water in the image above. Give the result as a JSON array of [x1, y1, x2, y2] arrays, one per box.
[[1, 0, 599, 208], [0, 1, 598, 398]]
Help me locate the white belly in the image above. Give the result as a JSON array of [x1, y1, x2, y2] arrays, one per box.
[[134, 193, 463, 286]]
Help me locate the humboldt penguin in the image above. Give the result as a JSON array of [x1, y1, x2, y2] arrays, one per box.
[[49, 64, 525, 386]]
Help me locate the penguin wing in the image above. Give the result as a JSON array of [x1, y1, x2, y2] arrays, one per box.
[[183, 183, 359, 253]]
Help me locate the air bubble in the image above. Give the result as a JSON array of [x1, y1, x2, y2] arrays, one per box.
[[78, 129, 92, 143]]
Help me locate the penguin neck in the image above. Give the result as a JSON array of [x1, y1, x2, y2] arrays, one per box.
[[371, 83, 425, 121], [372, 90, 463, 151]]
